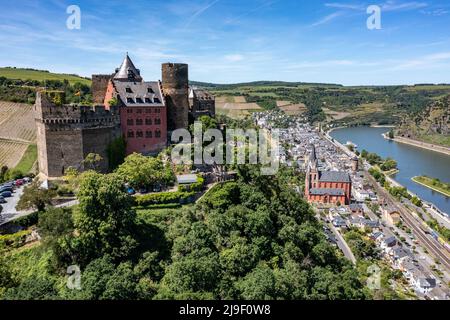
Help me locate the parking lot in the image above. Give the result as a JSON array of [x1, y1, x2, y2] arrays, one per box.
[[0, 185, 29, 225]]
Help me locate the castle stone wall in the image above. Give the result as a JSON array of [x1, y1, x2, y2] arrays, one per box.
[[34, 91, 121, 179]]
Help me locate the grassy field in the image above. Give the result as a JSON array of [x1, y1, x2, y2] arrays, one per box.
[[412, 176, 450, 197], [14, 144, 37, 174], [0, 67, 91, 85]]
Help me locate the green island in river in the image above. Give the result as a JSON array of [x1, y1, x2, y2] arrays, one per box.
[[412, 176, 450, 197]]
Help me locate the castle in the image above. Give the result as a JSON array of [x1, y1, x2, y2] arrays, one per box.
[[304, 145, 352, 205], [35, 54, 215, 179]]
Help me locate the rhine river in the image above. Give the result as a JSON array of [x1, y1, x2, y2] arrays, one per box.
[[330, 126, 450, 215]]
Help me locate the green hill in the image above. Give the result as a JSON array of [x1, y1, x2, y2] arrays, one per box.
[[0, 67, 91, 85], [190, 80, 342, 89]]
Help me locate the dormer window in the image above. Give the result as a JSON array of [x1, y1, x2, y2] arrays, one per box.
[[147, 87, 154, 94], [126, 87, 133, 93], [136, 97, 143, 104], [154, 97, 161, 104], [127, 98, 135, 104], [145, 98, 152, 103]]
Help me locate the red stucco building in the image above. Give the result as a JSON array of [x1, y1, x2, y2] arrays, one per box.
[[305, 145, 352, 205], [103, 55, 167, 155]]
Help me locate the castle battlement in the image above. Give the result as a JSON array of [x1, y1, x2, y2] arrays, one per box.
[[34, 90, 121, 179], [35, 91, 120, 128]]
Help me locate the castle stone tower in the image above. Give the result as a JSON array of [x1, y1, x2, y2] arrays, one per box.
[[161, 63, 189, 131], [92, 74, 113, 104], [351, 156, 359, 172], [34, 90, 121, 179]]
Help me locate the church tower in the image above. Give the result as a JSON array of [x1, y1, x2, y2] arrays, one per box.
[[305, 144, 319, 198]]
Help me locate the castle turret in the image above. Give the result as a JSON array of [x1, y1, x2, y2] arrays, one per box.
[[114, 53, 143, 82], [161, 63, 189, 131]]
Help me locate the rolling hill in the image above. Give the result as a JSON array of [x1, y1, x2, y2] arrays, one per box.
[[0, 67, 91, 85]]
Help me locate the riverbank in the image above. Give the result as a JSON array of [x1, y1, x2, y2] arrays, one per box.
[[327, 124, 394, 135], [412, 176, 450, 198], [384, 134, 450, 156], [330, 126, 450, 215]]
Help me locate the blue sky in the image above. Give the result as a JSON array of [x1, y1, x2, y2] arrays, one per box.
[[0, 0, 449, 85]]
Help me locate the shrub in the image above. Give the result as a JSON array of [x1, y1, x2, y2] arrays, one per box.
[[0, 230, 31, 251], [135, 191, 195, 206]]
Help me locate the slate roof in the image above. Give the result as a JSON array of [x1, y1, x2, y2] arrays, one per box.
[[349, 203, 364, 211], [114, 54, 143, 82], [309, 188, 345, 196], [113, 80, 165, 108], [393, 247, 410, 259], [383, 236, 397, 247], [192, 89, 214, 100], [176, 174, 198, 184], [310, 144, 317, 162], [419, 277, 436, 288], [319, 171, 351, 183]]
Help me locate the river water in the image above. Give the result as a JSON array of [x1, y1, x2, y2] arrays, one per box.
[[330, 126, 450, 215]]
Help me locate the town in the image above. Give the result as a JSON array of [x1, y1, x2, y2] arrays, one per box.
[[254, 110, 450, 299]]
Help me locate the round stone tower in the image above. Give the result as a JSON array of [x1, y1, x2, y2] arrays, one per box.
[[351, 156, 359, 172], [161, 63, 189, 131]]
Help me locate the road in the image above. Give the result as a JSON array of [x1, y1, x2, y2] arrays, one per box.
[[327, 221, 357, 264], [367, 173, 450, 271]]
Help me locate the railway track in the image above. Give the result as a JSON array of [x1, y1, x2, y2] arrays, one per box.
[[367, 174, 450, 271]]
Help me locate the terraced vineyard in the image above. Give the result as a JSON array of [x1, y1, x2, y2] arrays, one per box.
[[215, 96, 262, 119], [0, 101, 36, 142], [0, 101, 37, 170], [0, 139, 29, 168]]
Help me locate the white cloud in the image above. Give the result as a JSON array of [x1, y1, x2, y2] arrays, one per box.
[[185, 0, 220, 28], [310, 12, 344, 27], [324, 1, 429, 12], [325, 3, 364, 10], [381, 1, 428, 12], [393, 51, 450, 69], [421, 8, 449, 16], [224, 54, 244, 62]]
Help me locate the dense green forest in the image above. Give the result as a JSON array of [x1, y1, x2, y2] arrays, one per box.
[[0, 165, 367, 300]]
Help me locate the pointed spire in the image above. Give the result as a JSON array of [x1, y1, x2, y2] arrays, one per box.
[[309, 144, 317, 169], [114, 53, 143, 81]]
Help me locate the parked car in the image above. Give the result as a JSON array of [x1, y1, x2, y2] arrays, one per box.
[[1, 182, 14, 189], [139, 187, 148, 194], [23, 177, 32, 183], [15, 179, 24, 186], [0, 187, 13, 193], [1, 191, 12, 198], [126, 187, 135, 195], [0, 196, 6, 203]]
